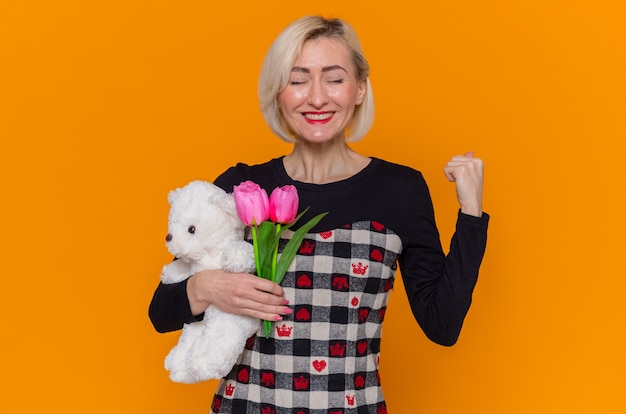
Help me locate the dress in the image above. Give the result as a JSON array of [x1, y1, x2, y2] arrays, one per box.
[[149, 157, 489, 413]]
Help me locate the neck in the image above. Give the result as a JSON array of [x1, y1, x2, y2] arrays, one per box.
[[284, 141, 370, 184]]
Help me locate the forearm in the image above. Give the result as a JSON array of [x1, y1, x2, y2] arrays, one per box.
[[186, 271, 214, 315], [404, 211, 489, 345], [148, 279, 201, 333]]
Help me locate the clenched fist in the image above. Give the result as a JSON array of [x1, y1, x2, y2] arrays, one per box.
[[443, 152, 484, 217]]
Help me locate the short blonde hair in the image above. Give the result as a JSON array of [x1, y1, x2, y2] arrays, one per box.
[[258, 16, 374, 143]]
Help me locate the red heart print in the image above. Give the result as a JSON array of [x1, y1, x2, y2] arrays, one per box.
[[312, 360, 327, 372], [320, 231, 333, 239]]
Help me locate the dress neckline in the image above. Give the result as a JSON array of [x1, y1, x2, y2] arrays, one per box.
[[274, 156, 381, 192]]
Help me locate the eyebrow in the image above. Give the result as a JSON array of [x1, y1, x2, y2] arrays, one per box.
[[291, 65, 348, 74]]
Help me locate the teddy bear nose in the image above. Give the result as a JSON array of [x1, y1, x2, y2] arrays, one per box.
[[165, 233, 173, 242]]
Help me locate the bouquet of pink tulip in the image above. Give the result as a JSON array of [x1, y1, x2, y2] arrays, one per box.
[[233, 181, 327, 338]]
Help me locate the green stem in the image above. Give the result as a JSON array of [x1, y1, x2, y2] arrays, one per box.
[[253, 224, 274, 338], [251, 225, 261, 278], [271, 223, 280, 282], [263, 320, 271, 338], [253, 225, 271, 338], [264, 224, 281, 339]]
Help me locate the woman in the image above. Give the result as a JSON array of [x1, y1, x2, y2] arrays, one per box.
[[150, 16, 489, 413]]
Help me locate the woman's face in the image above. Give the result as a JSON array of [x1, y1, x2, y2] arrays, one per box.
[[277, 37, 366, 144]]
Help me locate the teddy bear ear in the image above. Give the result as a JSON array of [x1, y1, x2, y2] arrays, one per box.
[[207, 188, 238, 217], [167, 188, 179, 206]]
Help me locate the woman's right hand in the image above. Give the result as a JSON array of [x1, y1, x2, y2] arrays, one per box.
[[186, 269, 291, 322]]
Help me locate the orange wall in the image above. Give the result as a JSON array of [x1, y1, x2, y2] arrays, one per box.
[[1, 1, 625, 412]]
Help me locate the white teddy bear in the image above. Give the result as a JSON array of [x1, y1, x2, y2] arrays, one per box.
[[160, 180, 259, 384]]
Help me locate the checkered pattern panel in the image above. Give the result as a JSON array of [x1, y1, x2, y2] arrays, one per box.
[[211, 221, 402, 414]]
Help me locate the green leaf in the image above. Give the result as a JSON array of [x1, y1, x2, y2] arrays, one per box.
[[279, 208, 309, 232], [256, 221, 275, 242], [274, 212, 328, 284], [254, 221, 278, 279]]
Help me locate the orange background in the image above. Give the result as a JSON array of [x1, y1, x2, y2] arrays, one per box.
[[1, 0, 625, 412]]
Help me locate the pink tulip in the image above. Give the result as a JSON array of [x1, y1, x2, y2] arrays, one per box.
[[269, 185, 299, 224], [233, 181, 269, 226]]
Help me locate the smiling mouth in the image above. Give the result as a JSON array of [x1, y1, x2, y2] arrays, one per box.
[[303, 112, 334, 123]]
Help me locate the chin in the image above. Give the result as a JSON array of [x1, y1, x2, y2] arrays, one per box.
[[296, 131, 345, 144]]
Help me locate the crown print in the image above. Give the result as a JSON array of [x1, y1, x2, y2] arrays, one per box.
[[299, 240, 315, 254], [293, 375, 309, 390], [276, 323, 293, 337], [331, 276, 349, 291], [225, 383, 235, 396], [351, 262, 368, 275], [346, 394, 356, 406], [260, 372, 275, 387], [329, 342, 346, 357], [261, 406, 276, 414]]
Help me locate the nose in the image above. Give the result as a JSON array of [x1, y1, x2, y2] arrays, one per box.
[[165, 233, 172, 242], [307, 80, 329, 108]]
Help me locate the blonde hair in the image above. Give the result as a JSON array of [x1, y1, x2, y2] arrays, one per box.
[[258, 16, 374, 143]]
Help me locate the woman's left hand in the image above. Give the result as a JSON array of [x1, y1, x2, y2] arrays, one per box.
[[443, 152, 484, 217]]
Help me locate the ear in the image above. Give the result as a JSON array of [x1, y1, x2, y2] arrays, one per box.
[[205, 187, 237, 215], [356, 79, 367, 106], [167, 189, 179, 206], [217, 192, 237, 214]]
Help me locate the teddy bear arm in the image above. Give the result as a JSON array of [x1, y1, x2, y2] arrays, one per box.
[[222, 240, 256, 273], [160, 259, 193, 284]]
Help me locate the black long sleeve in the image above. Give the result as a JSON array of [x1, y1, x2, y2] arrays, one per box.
[[148, 278, 200, 333], [148, 157, 489, 343], [399, 210, 488, 345]]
